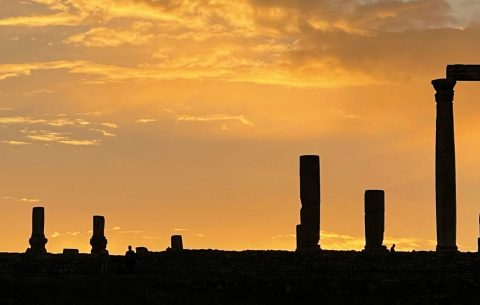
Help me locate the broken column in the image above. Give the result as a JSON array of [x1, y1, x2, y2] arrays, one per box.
[[90, 215, 108, 255], [478, 214, 480, 254], [296, 155, 320, 252], [171, 235, 183, 251], [28, 207, 48, 255], [433, 78, 458, 252], [364, 190, 387, 253]]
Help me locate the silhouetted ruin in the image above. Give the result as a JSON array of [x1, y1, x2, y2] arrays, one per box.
[[296, 155, 320, 252], [447, 64, 480, 80], [27, 207, 47, 256], [433, 78, 458, 252], [171, 235, 184, 251], [6, 63, 480, 304], [364, 190, 387, 253], [136, 247, 149, 255], [90, 215, 108, 255]]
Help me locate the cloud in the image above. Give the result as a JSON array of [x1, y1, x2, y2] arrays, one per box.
[[111, 226, 121, 231], [19, 198, 41, 203], [2, 196, 40, 203], [23, 130, 101, 146], [50, 231, 61, 238], [173, 228, 189, 232], [136, 118, 157, 123], [65, 25, 154, 47], [1, 140, 31, 145], [0, 13, 82, 27], [0, 116, 47, 125], [175, 114, 255, 127], [89, 128, 116, 137], [0, 61, 84, 81], [101, 122, 118, 128], [66, 231, 81, 236]]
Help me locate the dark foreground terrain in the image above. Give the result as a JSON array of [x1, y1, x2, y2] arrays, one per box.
[[1, 250, 479, 305]]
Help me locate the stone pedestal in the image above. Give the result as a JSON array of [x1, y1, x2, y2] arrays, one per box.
[[364, 190, 387, 253], [28, 207, 48, 255], [433, 78, 458, 253], [90, 215, 108, 255], [171, 235, 183, 251], [296, 155, 321, 252]]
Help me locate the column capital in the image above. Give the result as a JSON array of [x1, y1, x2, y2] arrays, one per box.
[[432, 78, 456, 92]]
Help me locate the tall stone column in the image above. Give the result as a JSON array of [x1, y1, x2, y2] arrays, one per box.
[[296, 155, 320, 251], [432, 78, 458, 252], [28, 207, 48, 255], [364, 190, 387, 253], [90, 215, 109, 255]]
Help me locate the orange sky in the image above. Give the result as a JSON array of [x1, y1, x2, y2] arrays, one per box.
[[1, 0, 480, 254]]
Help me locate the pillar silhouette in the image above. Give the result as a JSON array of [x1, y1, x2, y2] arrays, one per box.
[[296, 155, 320, 251], [90, 215, 108, 255], [433, 78, 457, 252], [364, 190, 387, 253], [28, 207, 48, 255], [478, 214, 480, 254], [171, 235, 183, 251]]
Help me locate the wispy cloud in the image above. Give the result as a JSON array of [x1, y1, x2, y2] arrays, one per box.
[[23, 130, 101, 146], [101, 122, 118, 128], [2, 196, 40, 203], [0, 116, 90, 127], [1, 140, 31, 146], [173, 228, 189, 232], [65, 25, 154, 47], [50, 232, 61, 238], [175, 114, 255, 127], [136, 118, 156, 123], [89, 128, 116, 137]]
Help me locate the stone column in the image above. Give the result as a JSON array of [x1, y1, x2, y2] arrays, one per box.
[[90, 215, 108, 255], [28, 207, 48, 255], [364, 190, 387, 253], [171, 235, 184, 251], [296, 155, 320, 251], [478, 214, 480, 254], [432, 78, 458, 252]]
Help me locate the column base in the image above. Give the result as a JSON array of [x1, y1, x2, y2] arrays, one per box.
[[363, 245, 388, 253], [436, 245, 458, 253], [295, 245, 321, 253]]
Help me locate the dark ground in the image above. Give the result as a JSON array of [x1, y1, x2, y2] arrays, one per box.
[[1, 250, 479, 305]]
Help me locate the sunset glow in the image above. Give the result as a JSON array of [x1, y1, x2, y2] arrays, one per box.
[[1, 0, 480, 254]]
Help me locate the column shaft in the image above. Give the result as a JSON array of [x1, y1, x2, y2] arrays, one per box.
[[433, 78, 457, 252]]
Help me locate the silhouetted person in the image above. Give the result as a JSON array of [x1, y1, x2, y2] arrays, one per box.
[[390, 244, 396, 253], [125, 245, 136, 274]]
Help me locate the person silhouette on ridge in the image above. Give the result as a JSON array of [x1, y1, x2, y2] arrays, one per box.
[[125, 245, 136, 274], [390, 244, 396, 253]]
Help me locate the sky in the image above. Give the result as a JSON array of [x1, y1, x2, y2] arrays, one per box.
[[1, 0, 480, 254]]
